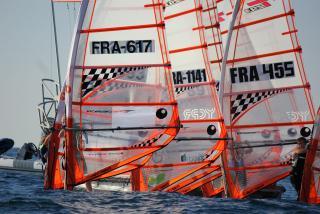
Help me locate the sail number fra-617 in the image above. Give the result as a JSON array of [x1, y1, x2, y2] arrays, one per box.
[[91, 40, 154, 54]]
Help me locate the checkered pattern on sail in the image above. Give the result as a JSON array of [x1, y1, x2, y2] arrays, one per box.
[[175, 86, 196, 95], [231, 89, 286, 121], [81, 67, 146, 97], [131, 134, 163, 148]]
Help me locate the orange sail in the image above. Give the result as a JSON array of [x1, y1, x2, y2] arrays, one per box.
[[45, 0, 180, 190], [300, 108, 320, 204], [218, 0, 315, 198]]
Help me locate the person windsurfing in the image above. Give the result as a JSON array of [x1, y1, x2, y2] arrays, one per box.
[[290, 137, 308, 198]]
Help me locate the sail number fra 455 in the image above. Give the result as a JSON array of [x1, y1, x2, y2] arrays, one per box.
[[230, 61, 295, 84], [91, 40, 155, 54]]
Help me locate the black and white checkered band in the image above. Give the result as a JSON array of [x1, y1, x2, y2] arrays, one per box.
[[231, 89, 286, 121], [175, 86, 196, 95], [131, 134, 163, 148], [81, 67, 146, 97]]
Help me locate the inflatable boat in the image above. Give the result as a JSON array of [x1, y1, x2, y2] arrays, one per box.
[[0, 139, 43, 173]]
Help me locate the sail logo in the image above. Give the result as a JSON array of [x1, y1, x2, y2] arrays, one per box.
[[218, 12, 225, 23], [230, 61, 295, 84], [181, 153, 206, 162], [166, 0, 185, 7], [91, 40, 154, 54], [183, 108, 215, 120], [245, 0, 272, 13], [286, 111, 310, 122]]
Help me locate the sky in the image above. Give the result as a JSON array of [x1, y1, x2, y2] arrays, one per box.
[[0, 0, 319, 147]]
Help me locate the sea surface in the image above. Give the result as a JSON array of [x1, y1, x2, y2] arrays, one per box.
[[1, 149, 320, 214]]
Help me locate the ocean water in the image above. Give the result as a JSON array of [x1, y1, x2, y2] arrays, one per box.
[[1, 150, 320, 213]]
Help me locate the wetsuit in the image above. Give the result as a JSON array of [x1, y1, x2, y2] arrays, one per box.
[[16, 143, 37, 160], [40, 144, 48, 164], [291, 152, 306, 195]]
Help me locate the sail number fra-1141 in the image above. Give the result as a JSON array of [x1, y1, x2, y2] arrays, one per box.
[[173, 69, 207, 85], [91, 40, 154, 54]]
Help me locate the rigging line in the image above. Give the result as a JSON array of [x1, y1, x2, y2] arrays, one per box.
[[50, 0, 62, 91], [64, 125, 181, 132], [73, 2, 76, 23], [237, 130, 279, 134], [50, 8, 53, 80], [232, 141, 299, 149], [174, 137, 233, 141], [67, 3, 73, 41]]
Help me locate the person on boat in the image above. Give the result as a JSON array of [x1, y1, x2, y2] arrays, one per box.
[[0, 138, 14, 156], [290, 137, 308, 197], [16, 142, 38, 160]]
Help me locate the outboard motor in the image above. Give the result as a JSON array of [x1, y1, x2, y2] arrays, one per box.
[[0, 138, 14, 156], [16, 142, 38, 160]]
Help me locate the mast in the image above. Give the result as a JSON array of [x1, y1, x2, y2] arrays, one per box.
[[50, 0, 62, 90], [218, 0, 241, 108]]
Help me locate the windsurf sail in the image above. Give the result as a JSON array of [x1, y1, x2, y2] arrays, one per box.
[[300, 108, 320, 204], [133, 0, 227, 196], [45, 0, 180, 190], [218, 0, 315, 198]]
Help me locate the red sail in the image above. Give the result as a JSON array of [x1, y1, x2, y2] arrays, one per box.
[[300, 108, 320, 204]]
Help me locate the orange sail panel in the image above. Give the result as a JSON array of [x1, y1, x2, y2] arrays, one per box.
[[46, 0, 180, 190], [136, 0, 227, 195], [218, 0, 315, 198], [300, 108, 320, 204], [45, 88, 67, 189]]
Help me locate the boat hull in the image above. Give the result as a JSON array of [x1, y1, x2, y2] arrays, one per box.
[[0, 157, 43, 173]]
